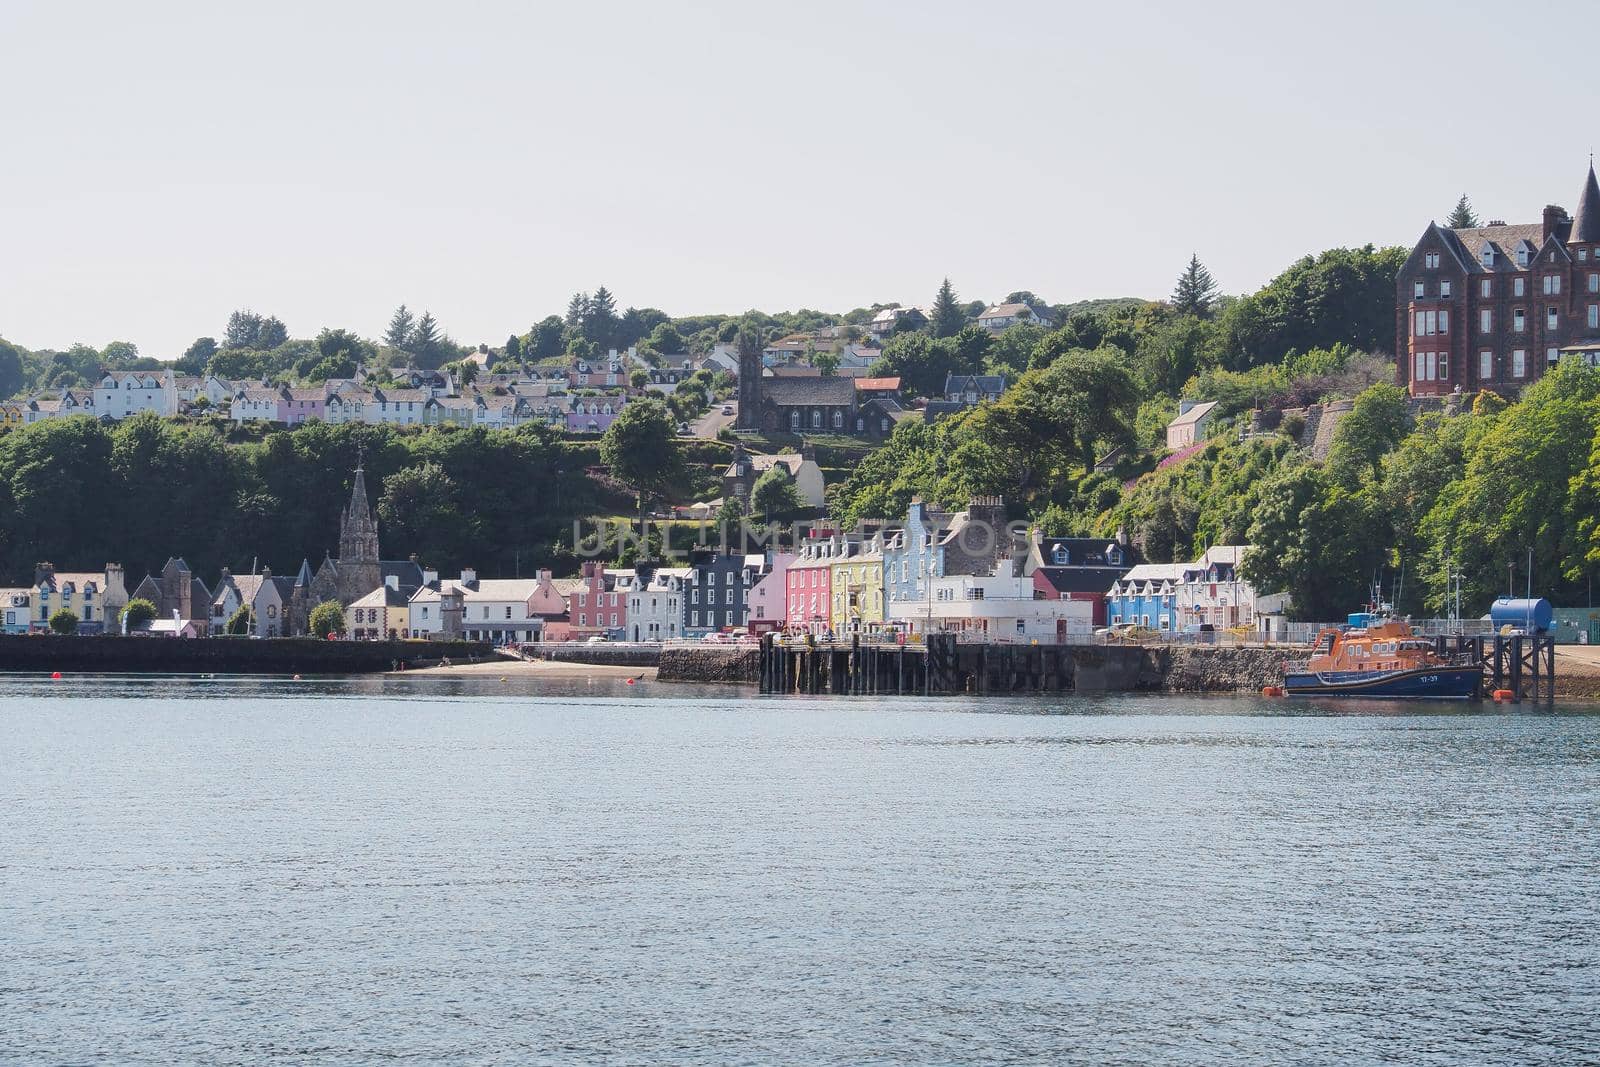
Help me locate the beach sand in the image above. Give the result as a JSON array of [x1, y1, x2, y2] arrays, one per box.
[[391, 657, 656, 680]]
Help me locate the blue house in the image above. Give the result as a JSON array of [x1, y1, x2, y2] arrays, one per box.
[[1105, 563, 1183, 631]]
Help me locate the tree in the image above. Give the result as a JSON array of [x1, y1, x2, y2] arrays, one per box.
[[599, 397, 683, 507], [412, 312, 443, 366], [1325, 382, 1409, 487], [49, 609, 78, 635], [385, 305, 416, 350], [815, 350, 840, 377], [101, 340, 140, 365], [527, 316, 565, 361], [565, 292, 590, 329], [1445, 195, 1480, 229], [1171, 254, 1220, 317], [751, 466, 803, 521], [119, 598, 156, 631], [309, 600, 345, 638], [647, 322, 687, 355], [585, 286, 619, 350], [0, 340, 24, 399], [629, 368, 649, 389], [176, 337, 217, 376], [504, 334, 522, 362], [930, 277, 966, 338], [1243, 466, 1390, 620], [257, 317, 287, 348], [224, 310, 265, 349], [226, 604, 254, 635]]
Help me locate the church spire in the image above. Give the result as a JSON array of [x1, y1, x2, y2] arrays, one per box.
[[339, 452, 380, 567], [1573, 159, 1600, 245]]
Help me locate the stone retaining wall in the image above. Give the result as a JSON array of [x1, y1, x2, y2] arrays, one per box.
[[658, 646, 759, 684], [0, 634, 491, 675]]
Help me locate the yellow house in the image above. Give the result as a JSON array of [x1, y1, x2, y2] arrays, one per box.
[[829, 536, 886, 634], [0, 402, 23, 427], [347, 583, 410, 640]]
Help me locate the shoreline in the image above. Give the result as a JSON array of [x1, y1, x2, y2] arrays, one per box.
[[391, 658, 657, 680]]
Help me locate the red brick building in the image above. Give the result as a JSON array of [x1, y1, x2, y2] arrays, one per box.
[[1397, 163, 1600, 396]]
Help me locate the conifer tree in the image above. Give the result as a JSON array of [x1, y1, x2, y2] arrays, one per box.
[[1171, 254, 1220, 317], [565, 292, 590, 329], [930, 277, 966, 338], [1445, 194, 1480, 229], [384, 305, 415, 349], [412, 311, 442, 365]]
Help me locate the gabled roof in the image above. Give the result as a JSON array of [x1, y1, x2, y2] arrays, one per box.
[[944, 373, 1006, 394], [978, 303, 1041, 319], [762, 376, 855, 406], [1168, 400, 1219, 428], [350, 585, 409, 610], [853, 376, 901, 392]]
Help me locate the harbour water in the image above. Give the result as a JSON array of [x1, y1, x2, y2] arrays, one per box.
[[4, 675, 1598, 1064]]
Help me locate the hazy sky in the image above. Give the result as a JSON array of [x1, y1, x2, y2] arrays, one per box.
[[3, 0, 1597, 357]]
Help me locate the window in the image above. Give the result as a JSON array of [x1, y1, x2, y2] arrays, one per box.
[[1438, 353, 1447, 380], [579, 613, 586, 627], [1514, 277, 1526, 297], [1425, 252, 1440, 269], [1516, 247, 1530, 267], [1548, 347, 1561, 364], [1414, 352, 1426, 381], [1480, 350, 1493, 378], [1438, 309, 1449, 332], [1480, 279, 1492, 298], [1590, 273, 1599, 293], [1480, 310, 1493, 333], [610, 613, 617, 627], [1513, 350, 1526, 378], [1482, 248, 1495, 266], [1548, 307, 1560, 330], [1514, 309, 1525, 332], [1544, 274, 1562, 295], [691, 610, 699, 627], [1414, 281, 1425, 299], [789, 411, 800, 431], [505, 606, 512, 619], [831, 410, 843, 429], [811, 410, 822, 429], [1591, 305, 1600, 329], [1414, 310, 1437, 336], [1440, 280, 1451, 298]]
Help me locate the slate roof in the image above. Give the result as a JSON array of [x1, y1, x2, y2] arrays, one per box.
[[381, 560, 425, 594], [1445, 223, 1560, 272], [1168, 400, 1219, 428], [1035, 567, 1130, 595], [944, 373, 1006, 395], [1573, 163, 1600, 244], [761, 376, 855, 406]]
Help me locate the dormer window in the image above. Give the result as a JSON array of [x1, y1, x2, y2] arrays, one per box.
[[1482, 248, 1495, 266], [1052, 546, 1069, 565], [1516, 246, 1530, 267]]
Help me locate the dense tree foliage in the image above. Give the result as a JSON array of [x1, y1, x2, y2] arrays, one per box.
[[309, 600, 344, 638], [0, 414, 615, 586]]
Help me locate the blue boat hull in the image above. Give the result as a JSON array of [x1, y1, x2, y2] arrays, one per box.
[[1283, 664, 1481, 700]]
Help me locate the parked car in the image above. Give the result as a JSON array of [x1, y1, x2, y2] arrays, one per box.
[[720, 405, 733, 416]]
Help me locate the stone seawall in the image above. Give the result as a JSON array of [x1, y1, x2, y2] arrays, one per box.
[[658, 646, 759, 684], [666, 642, 1297, 694], [521, 644, 663, 668], [0, 634, 492, 675]]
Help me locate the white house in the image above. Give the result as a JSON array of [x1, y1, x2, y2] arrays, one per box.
[[887, 549, 1092, 641], [409, 569, 553, 644], [230, 386, 282, 424], [625, 567, 690, 642], [1166, 399, 1219, 449], [93, 369, 179, 419], [976, 303, 1051, 333], [325, 389, 374, 425], [373, 387, 429, 426]]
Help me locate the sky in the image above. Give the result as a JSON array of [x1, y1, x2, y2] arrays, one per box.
[[2, 0, 1598, 358]]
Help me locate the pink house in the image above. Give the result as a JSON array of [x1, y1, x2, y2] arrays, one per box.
[[567, 560, 626, 636], [745, 552, 795, 633], [280, 387, 326, 425], [566, 394, 628, 434]]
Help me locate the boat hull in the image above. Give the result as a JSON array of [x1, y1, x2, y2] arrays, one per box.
[[1283, 664, 1481, 700]]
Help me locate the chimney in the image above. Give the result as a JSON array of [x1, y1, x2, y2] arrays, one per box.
[[422, 568, 439, 587], [34, 562, 55, 587], [385, 574, 398, 591], [1543, 204, 1568, 242], [1177, 398, 1196, 416], [460, 568, 478, 587]]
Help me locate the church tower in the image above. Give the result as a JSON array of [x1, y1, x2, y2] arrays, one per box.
[[735, 334, 763, 430], [336, 461, 382, 602]]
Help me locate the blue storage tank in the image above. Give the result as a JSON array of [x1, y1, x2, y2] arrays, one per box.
[[1489, 597, 1553, 633]]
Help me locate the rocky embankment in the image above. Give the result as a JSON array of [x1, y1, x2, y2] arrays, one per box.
[[658, 646, 759, 684], [1146, 646, 1295, 693]]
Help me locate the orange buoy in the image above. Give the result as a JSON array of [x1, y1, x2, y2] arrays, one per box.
[[1261, 685, 1284, 697], [50, 671, 62, 680], [1492, 688, 1515, 702], [625, 677, 636, 685]]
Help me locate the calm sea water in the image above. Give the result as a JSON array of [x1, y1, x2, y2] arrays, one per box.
[[3, 675, 1598, 1065]]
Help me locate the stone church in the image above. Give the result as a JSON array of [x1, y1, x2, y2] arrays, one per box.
[[299, 464, 425, 626]]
